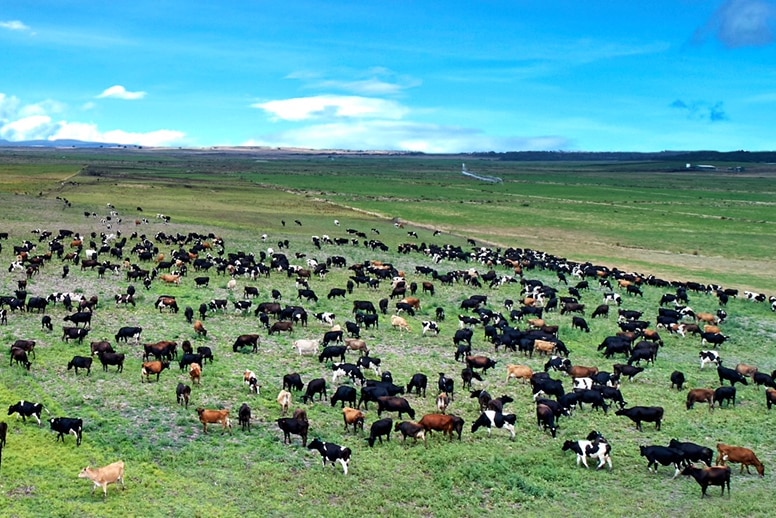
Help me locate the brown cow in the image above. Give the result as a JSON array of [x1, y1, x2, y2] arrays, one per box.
[[344, 338, 369, 356], [400, 297, 422, 310], [534, 339, 556, 356], [766, 388, 776, 409], [716, 443, 765, 476], [505, 364, 534, 383], [194, 320, 208, 338], [196, 408, 232, 434], [697, 312, 720, 325], [269, 321, 294, 335], [189, 363, 202, 385], [141, 360, 170, 382], [704, 325, 722, 335], [686, 388, 715, 411], [342, 407, 365, 433], [567, 365, 599, 378], [735, 363, 758, 378], [418, 413, 464, 440], [160, 274, 181, 284]]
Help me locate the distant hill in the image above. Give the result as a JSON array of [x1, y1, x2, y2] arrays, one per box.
[[0, 138, 125, 148], [480, 150, 776, 163]]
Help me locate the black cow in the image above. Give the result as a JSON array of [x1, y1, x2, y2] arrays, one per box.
[[276, 416, 309, 446], [302, 378, 328, 404], [115, 326, 142, 343], [62, 326, 89, 344], [67, 356, 93, 376], [366, 418, 393, 447], [714, 386, 737, 407], [639, 445, 686, 478], [717, 365, 748, 386], [176, 383, 191, 408], [319, 346, 347, 364], [322, 330, 344, 347], [615, 406, 664, 431], [669, 439, 714, 467], [50, 417, 83, 446], [328, 288, 347, 300], [98, 351, 125, 373], [330, 386, 358, 408], [406, 373, 428, 397], [283, 373, 304, 392], [376, 396, 415, 419]]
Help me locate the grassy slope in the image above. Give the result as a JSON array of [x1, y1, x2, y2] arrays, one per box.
[[0, 151, 775, 517]]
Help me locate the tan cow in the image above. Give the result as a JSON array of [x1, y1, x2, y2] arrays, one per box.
[[78, 460, 125, 498], [277, 389, 292, 415], [505, 364, 534, 383], [391, 315, 411, 332], [196, 408, 232, 434], [160, 273, 181, 284], [189, 363, 202, 385], [534, 339, 557, 356]]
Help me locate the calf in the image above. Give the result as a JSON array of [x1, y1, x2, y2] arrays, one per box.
[[176, 383, 191, 409], [276, 416, 309, 446], [640, 445, 687, 478], [196, 408, 232, 434], [307, 438, 352, 475], [302, 378, 328, 404], [366, 418, 393, 447], [406, 373, 428, 397], [681, 465, 731, 498], [670, 370, 686, 390], [716, 443, 765, 477], [10, 348, 32, 370], [394, 420, 426, 444], [714, 386, 736, 408], [536, 403, 558, 438], [342, 407, 365, 432], [686, 388, 715, 411], [238, 403, 251, 431], [50, 417, 83, 446], [7, 400, 47, 426], [78, 460, 126, 498]]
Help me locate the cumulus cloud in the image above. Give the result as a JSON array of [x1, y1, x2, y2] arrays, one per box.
[[670, 99, 728, 122], [244, 120, 568, 153], [97, 85, 147, 100], [0, 92, 185, 146], [253, 95, 409, 121], [0, 20, 30, 31], [695, 0, 776, 47]]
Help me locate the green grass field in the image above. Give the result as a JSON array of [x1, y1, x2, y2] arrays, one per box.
[[0, 149, 775, 517]]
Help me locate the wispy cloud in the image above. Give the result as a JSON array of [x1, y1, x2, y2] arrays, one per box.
[[253, 95, 409, 122], [0, 20, 31, 32], [244, 120, 568, 153], [97, 85, 147, 100], [695, 0, 776, 48], [288, 67, 421, 96], [670, 99, 729, 122]]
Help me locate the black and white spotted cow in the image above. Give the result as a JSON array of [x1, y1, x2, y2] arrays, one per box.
[[307, 438, 352, 475], [470, 410, 517, 440], [422, 321, 440, 335], [8, 400, 47, 425], [49, 417, 83, 446], [699, 350, 721, 369]]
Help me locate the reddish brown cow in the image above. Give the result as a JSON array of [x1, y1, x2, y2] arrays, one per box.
[[716, 443, 765, 477], [686, 388, 715, 411], [418, 413, 464, 440]]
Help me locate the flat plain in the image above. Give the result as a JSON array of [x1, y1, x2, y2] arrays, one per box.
[[0, 149, 775, 517]]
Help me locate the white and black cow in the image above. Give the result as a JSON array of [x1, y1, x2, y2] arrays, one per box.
[[307, 438, 352, 475], [8, 400, 47, 425], [422, 321, 440, 335], [699, 350, 721, 369], [470, 410, 517, 440], [50, 417, 83, 446]]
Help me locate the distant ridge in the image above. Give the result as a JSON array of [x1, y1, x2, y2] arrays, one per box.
[[0, 138, 124, 148]]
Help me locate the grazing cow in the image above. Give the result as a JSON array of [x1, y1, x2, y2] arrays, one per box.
[[718, 365, 748, 386], [612, 364, 644, 382], [196, 408, 232, 434], [366, 418, 394, 447], [331, 386, 358, 409], [328, 288, 347, 300], [418, 413, 465, 441], [307, 438, 352, 475], [465, 355, 498, 374], [390, 315, 411, 332], [293, 339, 320, 356], [62, 326, 89, 344], [701, 332, 728, 347], [156, 296, 179, 313], [422, 320, 440, 336], [753, 372, 776, 389], [277, 415, 309, 446], [686, 388, 715, 411], [714, 386, 737, 408], [283, 373, 304, 392], [189, 363, 202, 385], [615, 406, 664, 431], [561, 437, 612, 470], [233, 334, 260, 353], [78, 461, 126, 498], [669, 439, 714, 467], [269, 321, 294, 335], [536, 404, 558, 438], [393, 420, 426, 444], [377, 396, 415, 419], [238, 403, 251, 431], [640, 445, 687, 478], [141, 360, 170, 382], [10, 348, 31, 370], [436, 392, 451, 413], [342, 407, 365, 432], [50, 417, 83, 446], [766, 388, 776, 409], [319, 346, 347, 364], [322, 330, 344, 347], [505, 364, 534, 384], [7, 400, 47, 426], [716, 443, 765, 477], [277, 390, 292, 415], [571, 316, 590, 333], [345, 338, 369, 356], [438, 373, 455, 400], [67, 356, 93, 376], [41, 315, 53, 330], [176, 383, 191, 409], [670, 371, 686, 390], [699, 350, 721, 369], [115, 326, 142, 343], [406, 373, 428, 397], [302, 378, 328, 404], [12, 339, 36, 359], [193, 320, 208, 338], [681, 465, 731, 498]]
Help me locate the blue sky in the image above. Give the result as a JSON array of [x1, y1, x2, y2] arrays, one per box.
[[1, 1, 775, 152]]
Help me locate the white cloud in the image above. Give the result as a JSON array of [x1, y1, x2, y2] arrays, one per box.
[[0, 20, 30, 31], [97, 85, 147, 100], [0, 91, 185, 146], [253, 95, 409, 121], [288, 68, 421, 96]]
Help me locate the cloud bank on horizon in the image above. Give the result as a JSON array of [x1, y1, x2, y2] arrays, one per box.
[[1, 1, 775, 152]]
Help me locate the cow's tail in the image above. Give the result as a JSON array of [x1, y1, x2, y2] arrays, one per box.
[[43, 405, 51, 415]]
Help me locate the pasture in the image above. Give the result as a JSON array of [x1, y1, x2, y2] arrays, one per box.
[[0, 149, 775, 517]]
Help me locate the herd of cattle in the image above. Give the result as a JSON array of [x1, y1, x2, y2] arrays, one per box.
[[1, 213, 774, 499]]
